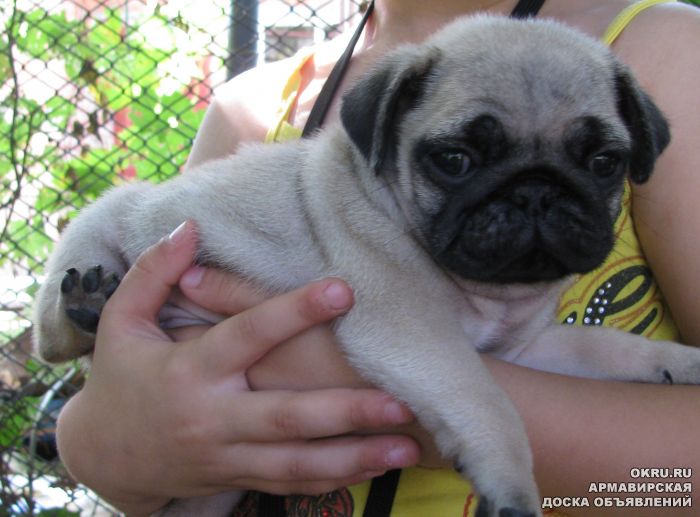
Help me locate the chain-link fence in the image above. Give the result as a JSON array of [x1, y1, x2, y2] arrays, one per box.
[[2, 0, 699, 515], [0, 1, 364, 514]]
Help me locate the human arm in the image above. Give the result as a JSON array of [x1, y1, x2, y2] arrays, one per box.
[[177, 264, 700, 517], [55, 222, 419, 516], [486, 357, 700, 517]]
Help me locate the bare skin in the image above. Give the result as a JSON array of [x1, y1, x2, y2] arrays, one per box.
[[56, 1, 700, 515]]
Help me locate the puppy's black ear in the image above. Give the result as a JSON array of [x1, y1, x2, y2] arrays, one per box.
[[340, 46, 438, 173], [614, 64, 671, 184]]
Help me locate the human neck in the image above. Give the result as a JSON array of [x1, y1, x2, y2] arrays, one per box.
[[367, 0, 519, 46]]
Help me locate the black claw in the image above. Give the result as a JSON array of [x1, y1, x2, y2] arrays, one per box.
[[66, 307, 100, 333], [82, 265, 103, 293], [61, 268, 79, 294], [663, 369, 674, 385], [453, 459, 465, 474], [476, 498, 536, 517], [103, 273, 121, 299], [476, 497, 490, 517], [500, 508, 537, 517]]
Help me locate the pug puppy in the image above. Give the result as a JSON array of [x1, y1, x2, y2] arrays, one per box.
[[33, 15, 699, 517]]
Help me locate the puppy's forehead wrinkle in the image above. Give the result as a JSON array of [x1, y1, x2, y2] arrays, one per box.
[[419, 19, 621, 135], [416, 77, 619, 155], [563, 116, 631, 162]]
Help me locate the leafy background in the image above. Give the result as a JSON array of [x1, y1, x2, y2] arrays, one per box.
[[0, 2, 228, 512], [0, 0, 697, 515]]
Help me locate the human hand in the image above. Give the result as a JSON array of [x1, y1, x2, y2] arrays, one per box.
[[177, 241, 448, 469], [56, 221, 420, 515]]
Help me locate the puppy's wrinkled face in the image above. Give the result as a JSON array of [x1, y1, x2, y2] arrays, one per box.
[[341, 16, 670, 284], [400, 49, 633, 283], [407, 114, 627, 283]]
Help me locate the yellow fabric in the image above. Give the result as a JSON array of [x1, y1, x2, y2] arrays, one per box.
[[263, 47, 315, 144], [556, 182, 679, 342], [601, 0, 676, 46], [261, 1, 679, 515]]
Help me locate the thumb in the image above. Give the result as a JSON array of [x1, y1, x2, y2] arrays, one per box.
[[102, 220, 198, 328]]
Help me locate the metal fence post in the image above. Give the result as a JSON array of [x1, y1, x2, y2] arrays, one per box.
[[228, 0, 260, 79]]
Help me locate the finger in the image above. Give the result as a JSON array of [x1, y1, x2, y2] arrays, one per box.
[[103, 220, 197, 325], [221, 435, 419, 485], [217, 389, 414, 442], [197, 278, 354, 374], [179, 265, 267, 315]]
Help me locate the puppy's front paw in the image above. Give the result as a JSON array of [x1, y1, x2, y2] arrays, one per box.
[[650, 342, 700, 386], [475, 495, 539, 517], [61, 265, 120, 334], [452, 450, 541, 517], [657, 362, 700, 386]]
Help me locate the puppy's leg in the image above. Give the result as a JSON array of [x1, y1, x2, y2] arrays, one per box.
[[335, 298, 542, 517], [33, 183, 153, 362], [511, 325, 700, 384]]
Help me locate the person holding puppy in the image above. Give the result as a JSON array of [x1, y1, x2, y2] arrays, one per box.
[[54, 0, 700, 516]]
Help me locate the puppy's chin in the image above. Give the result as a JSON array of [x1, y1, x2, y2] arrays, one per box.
[[439, 240, 613, 284], [431, 189, 616, 284], [441, 249, 587, 284]]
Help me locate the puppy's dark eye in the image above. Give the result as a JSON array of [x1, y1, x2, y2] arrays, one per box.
[[589, 153, 621, 178], [427, 151, 471, 178]]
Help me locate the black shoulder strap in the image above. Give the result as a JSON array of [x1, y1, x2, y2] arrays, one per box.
[[301, 0, 545, 137], [510, 0, 546, 18], [361, 469, 401, 517], [301, 1, 375, 137], [257, 491, 286, 517]]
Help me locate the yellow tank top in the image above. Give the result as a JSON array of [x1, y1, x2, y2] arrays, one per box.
[[255, 1, 679, 515]]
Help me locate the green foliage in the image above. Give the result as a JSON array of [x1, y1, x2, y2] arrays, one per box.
[[0, 4, 206, 273], [0, 396, 39, 449], [36, 510, 80, 517], [0, 5, 207, 511]]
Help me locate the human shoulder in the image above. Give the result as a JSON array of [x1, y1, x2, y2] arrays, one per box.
[[212, 34, 347, 128], [610, 1, 700, 76], [211, 53, 316, 142], [185, 37, 349, 170], [609, 2, 700, 144]]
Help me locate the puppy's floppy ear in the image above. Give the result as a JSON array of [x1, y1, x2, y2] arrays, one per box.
[[614, 63, 671, 184], [340, 46, 438, 172]]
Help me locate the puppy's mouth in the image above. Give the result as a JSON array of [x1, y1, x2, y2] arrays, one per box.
[[432, 177, 615, 284]]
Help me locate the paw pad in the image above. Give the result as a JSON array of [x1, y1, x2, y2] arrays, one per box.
[[61, 265, 121, 334]]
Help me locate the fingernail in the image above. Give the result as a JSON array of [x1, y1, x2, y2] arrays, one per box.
[[322, 281, 351, 310], [385, 445, 413, 468], [168, 221, 189, 244], [181, 266, 205, 288]]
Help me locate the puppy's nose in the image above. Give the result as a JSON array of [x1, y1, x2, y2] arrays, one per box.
[[509, 181, 556, 216]]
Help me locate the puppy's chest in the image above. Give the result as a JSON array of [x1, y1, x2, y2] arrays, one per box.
[[457, 294, 553, 359]]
